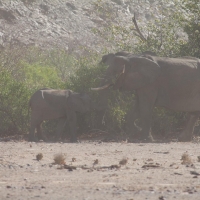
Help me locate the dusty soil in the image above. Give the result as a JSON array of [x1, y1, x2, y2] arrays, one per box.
[[0, 138, 200, 200]]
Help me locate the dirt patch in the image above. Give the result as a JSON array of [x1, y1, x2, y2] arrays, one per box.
[[0, 140, 200, 199]]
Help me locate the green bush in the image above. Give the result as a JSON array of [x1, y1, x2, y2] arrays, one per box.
[[179, 0, 200, 57], [0, 47, 71, 137], [67, 55, 105, 92], [0, 46, 106, 137], [21, 62, 64, 89], [0, 68, 31, 136], [106, 91, 134, 135]]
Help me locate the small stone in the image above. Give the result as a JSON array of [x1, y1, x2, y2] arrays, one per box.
[[66, 3, 77, 10], [119, 158, 128, 165]]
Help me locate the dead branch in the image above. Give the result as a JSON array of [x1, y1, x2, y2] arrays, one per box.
[[132, 13, 147, 42], [158, 31, 163, 50]]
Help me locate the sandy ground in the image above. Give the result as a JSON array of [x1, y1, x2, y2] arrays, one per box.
[[0, 139, 200, 200]]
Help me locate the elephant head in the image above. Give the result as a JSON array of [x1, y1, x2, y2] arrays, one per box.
[[92, 54, 161, 92]]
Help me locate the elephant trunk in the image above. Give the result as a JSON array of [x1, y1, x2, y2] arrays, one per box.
[[91, 83, 112, 91]]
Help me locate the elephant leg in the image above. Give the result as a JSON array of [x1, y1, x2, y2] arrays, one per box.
[[125, 98, 140, 136], [29, 121, 36, 142], [54, 118, 67, 141], [95, 110, 106, 129], [178, 113, 199, 142], [29, 116, 42, 142], [139, 108, 154, 142], [136, 87, 157, 142], [67, 110, 78, 143], [36, 122, 47, 141]]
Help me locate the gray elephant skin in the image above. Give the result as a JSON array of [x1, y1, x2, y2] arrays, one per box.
[[92, 52, 200, 142], [29, 88, 91, 142]]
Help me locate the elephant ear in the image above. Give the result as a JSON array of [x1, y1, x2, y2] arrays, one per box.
[[66, 90, 73, 99], [107, 56, 129, 89], [100, 53, 115, 66], [110, 56, 129, 75], [127, 57, 161, 89], [139, 57, 160, 82]]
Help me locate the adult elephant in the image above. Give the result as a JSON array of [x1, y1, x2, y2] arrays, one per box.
[[29, 88, 91, 142], [95, 51, 156, 111], [92, 53, 200, 142]]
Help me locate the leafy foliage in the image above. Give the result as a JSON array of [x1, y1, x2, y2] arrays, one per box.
[[67, 54, 105, 92], [0, 68, 31, 135], [107, 91, 134, 132], [21, 62, 63, 89], [180, 0, 200, 57], [0, 47, 71, 136]]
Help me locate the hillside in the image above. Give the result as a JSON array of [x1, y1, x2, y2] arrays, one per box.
[[0, 0, 184, 53]]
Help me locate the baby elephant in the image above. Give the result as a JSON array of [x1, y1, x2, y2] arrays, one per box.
[[29, 88, 91, 142]]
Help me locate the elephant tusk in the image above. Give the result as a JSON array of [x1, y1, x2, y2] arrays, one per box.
[[122, 65, 125, 74], [91, 83, 112, 91]]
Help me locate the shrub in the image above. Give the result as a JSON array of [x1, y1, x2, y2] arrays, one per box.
[[21, 62, 64, 89], [66, 53, 104, 92], [0, 68, 31, 136], [0, 47, 70, 136]]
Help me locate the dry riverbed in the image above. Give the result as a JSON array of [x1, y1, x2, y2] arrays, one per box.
[[0, 139, 200, 200]]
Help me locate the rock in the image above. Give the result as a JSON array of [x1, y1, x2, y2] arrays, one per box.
[[111, 0, 124, 5], [66, 2, 77, 10], [39, 4, 49, 14], [21, 0, 36, 5], [0, 8, 16, 23]]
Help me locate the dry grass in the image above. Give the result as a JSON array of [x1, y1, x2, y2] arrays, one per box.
[[119, 157, 128, 166], [54, 153, 66, 165], [93, 159, 99, 166], [36, 153, 43, 161], [181, 152, 192, 165]]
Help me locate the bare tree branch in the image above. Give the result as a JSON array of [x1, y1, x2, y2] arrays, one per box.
[[158, 31, 163, 50], [132, 13, 147, 42], [158, 6, 163, 50]]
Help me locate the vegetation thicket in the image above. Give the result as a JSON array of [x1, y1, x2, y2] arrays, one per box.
[[0, 0, 199, 139]]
